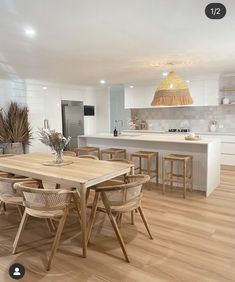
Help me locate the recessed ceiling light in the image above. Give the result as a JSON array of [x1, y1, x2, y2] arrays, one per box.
[[42, 86, 47, 90], [162, 72, 168, 77], [186, 80, 190, 83], [24, 27, 36, 38], [130, 85, 134, 89], [100, 80, 106, 84]]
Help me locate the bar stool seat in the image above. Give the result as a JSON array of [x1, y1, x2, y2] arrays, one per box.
[[100, 148, 126, 159], [130, 151, 158, 184], [162, 154, 193, 198], [74, 146, 100, 159]]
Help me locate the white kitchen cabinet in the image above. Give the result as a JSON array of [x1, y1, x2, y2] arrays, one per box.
[[125, 85, 156, 109], [204, 79, 219, 106], [201, 134, 235, 166], [124, 78, 219, 109], [189, 80, 205, 106]]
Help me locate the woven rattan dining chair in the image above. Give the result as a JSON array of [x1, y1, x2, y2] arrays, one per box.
[[13, 180, 78, 271], [106, 158, 135, 225], [0, 172, 31, 216], [87, 174, 153, 262], [63, 151, 77, 157]]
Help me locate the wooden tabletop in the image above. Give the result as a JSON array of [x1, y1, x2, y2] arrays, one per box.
[[0, 153, 132, 188]]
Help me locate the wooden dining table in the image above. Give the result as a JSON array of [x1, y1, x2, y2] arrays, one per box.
[[0, 153, 133, 258]]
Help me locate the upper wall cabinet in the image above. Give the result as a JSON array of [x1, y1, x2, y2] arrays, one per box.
[[124, 78, 219, 109]]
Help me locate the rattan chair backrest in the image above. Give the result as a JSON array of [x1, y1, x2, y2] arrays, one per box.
[[14, 180, 73, 211]]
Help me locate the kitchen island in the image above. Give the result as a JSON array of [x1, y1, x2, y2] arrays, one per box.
[[78, 133, 221, 196]]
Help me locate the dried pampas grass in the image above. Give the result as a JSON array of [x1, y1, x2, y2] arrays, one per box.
[[0, 102, 32, 144]]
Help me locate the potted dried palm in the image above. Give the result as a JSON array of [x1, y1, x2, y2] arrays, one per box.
[[0, 102, 32, 154]]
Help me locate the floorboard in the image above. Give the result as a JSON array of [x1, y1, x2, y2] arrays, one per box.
[[0, 169, 234, 281]]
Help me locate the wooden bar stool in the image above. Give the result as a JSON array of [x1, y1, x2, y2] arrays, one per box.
[[100, 148, 126, 160], [74, 146, 100, 159], [162, 154, 193, 198], [130, 151, 158, 184]]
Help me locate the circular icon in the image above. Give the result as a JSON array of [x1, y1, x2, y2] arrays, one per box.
[[205, 3, 226, 19], [9, 263, 25, 280]]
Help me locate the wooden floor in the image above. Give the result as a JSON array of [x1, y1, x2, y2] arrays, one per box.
[[0, 169, 235, 282]]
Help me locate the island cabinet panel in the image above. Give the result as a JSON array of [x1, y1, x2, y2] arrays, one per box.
[[201, 134, 235, 166], [79, 133, 221, 197]]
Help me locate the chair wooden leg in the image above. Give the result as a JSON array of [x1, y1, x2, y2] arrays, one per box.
[[0, 202, 4, 214], [46, 219, 56, 233], [86, 189, 90, 203], [131, 210, 135, 225], [17, 205, 24, 217], [72, 194, 81, 224], [138, 206, 153, 240], [87, 192, 100, 243], [116, 213, 123, 228], [12, 211, 29, 254], [3, 202, 6, 212], [101, 193, 130, 263], [47, 208, 68, 271]]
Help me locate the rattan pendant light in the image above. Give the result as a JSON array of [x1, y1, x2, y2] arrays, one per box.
[[151, 71, 193, 106]]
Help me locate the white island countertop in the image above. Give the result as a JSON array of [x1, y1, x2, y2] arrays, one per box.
[[80, 133, 219, 145]]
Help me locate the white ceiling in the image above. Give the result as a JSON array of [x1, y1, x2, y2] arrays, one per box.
[[0, 0, 234, 86]]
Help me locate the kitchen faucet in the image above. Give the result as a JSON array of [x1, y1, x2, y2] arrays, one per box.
[[114, 119, 123, 135]]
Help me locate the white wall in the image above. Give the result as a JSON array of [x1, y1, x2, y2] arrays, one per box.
[[0, 80, 9, 108], [0, 79, 25, 108], [95, 87, 110, 133], [0, 79, 109, 152], [110, 85, 131, 132]]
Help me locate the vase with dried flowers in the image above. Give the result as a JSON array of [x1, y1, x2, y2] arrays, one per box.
[[38, 129, 71, 164]]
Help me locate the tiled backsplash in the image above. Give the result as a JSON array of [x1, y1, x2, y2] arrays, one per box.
[[131, 105, 235, 133]]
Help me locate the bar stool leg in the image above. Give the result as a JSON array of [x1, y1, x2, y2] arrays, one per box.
[[156, 154, 158, 185], [139, 157, 142, 174], [97, 148, 101, 160], [162, 158, 165, 195], [190, 157, 193, 192], [171, 161, 174, 189], [183, 160, 186, 198], [147, 156, 151, 176]]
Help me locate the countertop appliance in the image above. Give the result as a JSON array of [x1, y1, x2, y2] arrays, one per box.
[[168, 128, 190, 133]]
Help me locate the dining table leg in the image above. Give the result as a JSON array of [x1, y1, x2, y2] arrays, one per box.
[[79, 184, 87, 258]]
